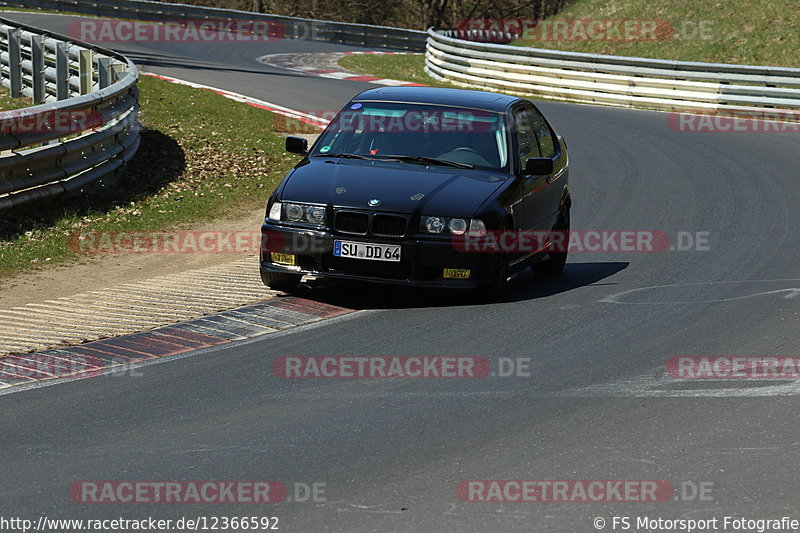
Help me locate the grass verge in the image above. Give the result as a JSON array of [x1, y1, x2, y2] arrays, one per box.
[[511, 0, 800, 68], [338, 54, 441, 86], [0, 75, 296, 278], [0, 87, 33, 111]]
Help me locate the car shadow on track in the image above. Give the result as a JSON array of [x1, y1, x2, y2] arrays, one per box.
[[285, 261, 629, 310]]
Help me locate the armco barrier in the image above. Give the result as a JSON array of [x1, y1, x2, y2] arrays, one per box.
[[0, 16, 139, 213], [425, 28, 800, 114], [0, 0, 427, 51]]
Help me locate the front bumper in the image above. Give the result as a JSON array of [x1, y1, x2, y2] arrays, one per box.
[[260, 221, 499, 289]]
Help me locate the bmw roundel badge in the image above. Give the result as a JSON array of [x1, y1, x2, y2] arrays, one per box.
[[368, 198, 381, 206]]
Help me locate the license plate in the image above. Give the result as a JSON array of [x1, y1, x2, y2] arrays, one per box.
[[334, 240, 401, 262]]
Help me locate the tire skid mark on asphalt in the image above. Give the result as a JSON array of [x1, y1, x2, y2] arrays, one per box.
[[0, 298, 353, 389], [557, 370, 800, 398]]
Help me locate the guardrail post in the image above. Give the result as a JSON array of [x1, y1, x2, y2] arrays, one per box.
[[7, 27, 22, 98], [55, 41, 70, 100], [97, 57, 112, 89], [79, 49, 93, 94], [111, 63, 128, 82], [31, 35, 46, 104]]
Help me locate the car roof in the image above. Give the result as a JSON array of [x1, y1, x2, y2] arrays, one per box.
[[351, 86, 521, 112]]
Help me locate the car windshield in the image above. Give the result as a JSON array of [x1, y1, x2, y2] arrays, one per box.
[[311, 103, 509, 170]]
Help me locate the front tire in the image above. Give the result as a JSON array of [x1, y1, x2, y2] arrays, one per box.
[[535, 204, 570, 275], [475, 251, 510, 301]]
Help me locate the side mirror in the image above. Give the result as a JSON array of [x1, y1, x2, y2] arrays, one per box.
[[524, 157, 554, 176], [286, 136, 309, 155]]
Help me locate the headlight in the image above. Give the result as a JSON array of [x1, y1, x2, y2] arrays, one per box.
[[420, 216, 484, 235], [305, 206, 326, 224], [285, 203, 305, 222], [423, 216, 445, 233], [276, 202, 327, 225], [448, 218, 467, 235]]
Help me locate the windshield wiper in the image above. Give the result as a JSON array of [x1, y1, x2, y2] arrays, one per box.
[[313, 153, 374, 160], [383, 155, 474, 169], [314, 153, 474, 169]]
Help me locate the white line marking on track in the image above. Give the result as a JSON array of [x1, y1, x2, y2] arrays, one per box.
[[142, 72, 330, 128], [558, 369, 800, 397], [601, 279, 800, 305]]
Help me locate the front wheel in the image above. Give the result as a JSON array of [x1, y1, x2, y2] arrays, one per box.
[[265, 270, 302, 293], [476, 252, 510, 301], [534, 204, 570, 275]]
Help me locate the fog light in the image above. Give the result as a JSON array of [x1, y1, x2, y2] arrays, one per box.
[[271, 253, 296, 266], [444, 268, 470, 279]]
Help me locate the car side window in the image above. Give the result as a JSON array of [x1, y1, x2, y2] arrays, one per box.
[[513, 107, 540, 166], [528, 106, 556, 158]]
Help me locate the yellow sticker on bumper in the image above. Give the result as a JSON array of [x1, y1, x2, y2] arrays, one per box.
[[444, 268, 471, 279], [271, 253, 296, 266]]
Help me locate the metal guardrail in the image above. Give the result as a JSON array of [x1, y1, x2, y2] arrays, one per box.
[[426, 29, 800, 114], [0, 0, 428, 51], [0, 16, 139, 213]]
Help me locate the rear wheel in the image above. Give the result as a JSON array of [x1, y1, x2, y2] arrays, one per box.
[[534, 203, 570, 275], [265, 270, 302, 293]]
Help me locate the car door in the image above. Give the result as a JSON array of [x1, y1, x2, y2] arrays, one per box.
[[511, 104, 551, 235], [526, 103, 564, 232]]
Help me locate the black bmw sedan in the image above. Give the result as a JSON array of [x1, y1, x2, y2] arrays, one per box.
[[260, 86, 571, 297]]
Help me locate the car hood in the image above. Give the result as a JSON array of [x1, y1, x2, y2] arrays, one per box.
[[280, 159, 508, 216]]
